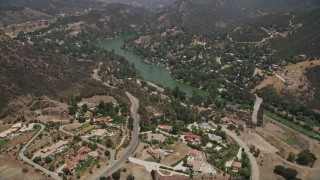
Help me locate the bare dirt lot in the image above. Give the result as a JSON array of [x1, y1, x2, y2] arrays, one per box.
[[194, 173, 228, 180], [132, 141, 149, 158], [118, 162, 151, 180], [0, 155, 49, 180], [160, 142, 191, 166], [81, 95, 117, 104], [256, 116, 320, 156], [239, 128, 278, 153], [258, 152, 320, 180], [254, 60, 320, 101], [253, 116, 320, 180]]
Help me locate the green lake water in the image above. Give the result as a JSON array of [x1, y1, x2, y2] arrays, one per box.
[[98, 38, 208, 97]]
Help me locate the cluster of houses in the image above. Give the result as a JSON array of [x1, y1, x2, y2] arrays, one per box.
[[0, 123, 35, 140]]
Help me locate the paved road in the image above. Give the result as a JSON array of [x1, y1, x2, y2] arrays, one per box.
[[222, 126, 260, 180], [58, 124, 116, 162], [95, 92, 140, 179], [252, 94, 263, 124], [19, 124, 62, 180]]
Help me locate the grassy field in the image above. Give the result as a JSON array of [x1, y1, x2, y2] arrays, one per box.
[[0, 139, 8, 147], [265, 110, 320, 139]]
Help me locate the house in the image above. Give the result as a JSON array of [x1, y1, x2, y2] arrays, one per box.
[[147, 133, 166, 142], [157, 125, 173, 132], [66, 155, 87, 172], [232, 161, 242, 172], [92, 129, 107, 138], [147, 148, 165, 159], [208, 134, 222, 143], [159, 174, 189, 180], [34, 140, 69, 159], [78, 147, 90, 155], [189, 149, 199, 157], [221, 116, 231, 124], [19, 123, 35, 132], [185, 133, 201, 143], [95, 116, 111, 123], [187, 157, 204, 173], [198, 122, 212, 131]]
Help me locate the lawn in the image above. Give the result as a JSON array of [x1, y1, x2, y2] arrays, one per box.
[[265, 110, 320, 139]]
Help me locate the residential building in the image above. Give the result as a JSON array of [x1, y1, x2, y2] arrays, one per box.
[[185, 133, 201, 143], [208, 134, 222, 143], [157, 125, 173, 132], [189, 149, 199, 157], [95, 116, 111, 123], [232, 161, 242, 172], [198, 122, 212, 131], [66, 155, 87, 172], [147, 148, 165, 159], [221, 116, 231, 124], [78, 147, 90, 155]]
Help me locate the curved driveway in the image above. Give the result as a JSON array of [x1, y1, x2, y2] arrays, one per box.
[[19, 123, 61, 180]]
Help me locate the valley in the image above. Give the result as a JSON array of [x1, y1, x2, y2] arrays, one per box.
[[0, 0, 320, 180]]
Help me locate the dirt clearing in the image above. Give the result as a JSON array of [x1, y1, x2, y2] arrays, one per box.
[[161, 142, 191, 166]]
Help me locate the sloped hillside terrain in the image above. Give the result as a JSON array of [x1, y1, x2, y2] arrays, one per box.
[[0, 31, 101, 117], [51, 3, 155, 36], [0, 0, 103, 26]]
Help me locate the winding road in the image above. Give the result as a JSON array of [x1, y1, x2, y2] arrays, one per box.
[[222, 126, 260, 180], [252, 94, 263, 124], [19, 123, 62, 180], [209, 121, 260, 180], [94, 92, 140, 179]]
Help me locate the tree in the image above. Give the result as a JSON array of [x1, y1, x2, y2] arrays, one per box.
[[201, 134, 210, 147], [274, 165, 298, 180], [128, 117, 134, 130], [44, 157, 52, 163], [297, 149, 316, 166], [33, 156, 42, 164], [105, 150, 110, 156], [238, 124, 244, 131], [106, 138, 113, 148], [151, 170, 156, 180], [287, 152, 295, 162], [112, 171, 121, 180], [22, 167, 28, 173], [127, 174, 135, 180]]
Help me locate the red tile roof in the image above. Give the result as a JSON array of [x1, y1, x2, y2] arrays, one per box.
[[66, 155, 87, 171], [190, 149, 199, 156], [157, 125, 173, 131], [95, 116, 111, 122], [78, 147, 90, 155], [185, 133, 201, 141], [232, 161, 242, 168]]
